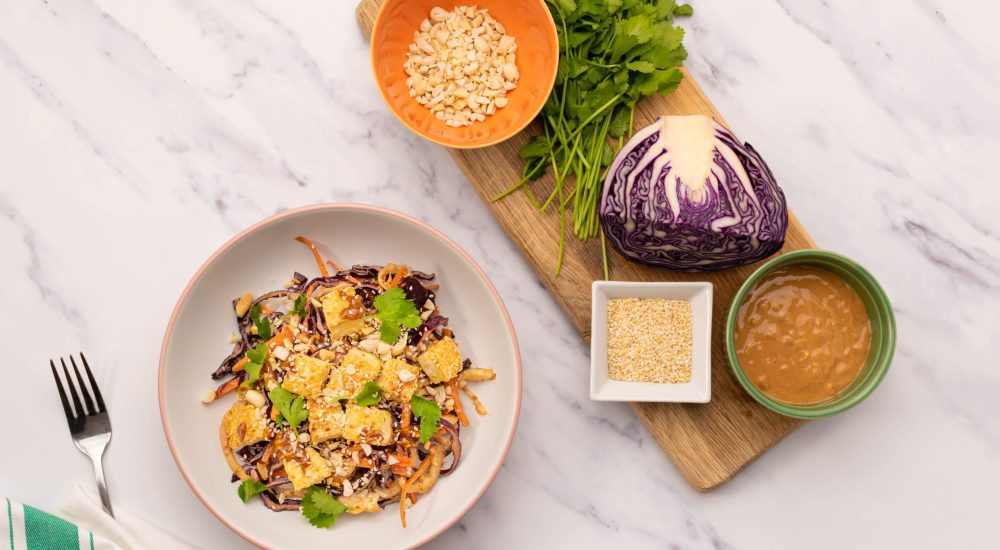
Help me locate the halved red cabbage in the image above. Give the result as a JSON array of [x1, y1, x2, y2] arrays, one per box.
[[599, 116, 788, 271]]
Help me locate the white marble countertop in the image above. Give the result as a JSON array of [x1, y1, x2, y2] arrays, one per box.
[[1, 0, 997, 548]]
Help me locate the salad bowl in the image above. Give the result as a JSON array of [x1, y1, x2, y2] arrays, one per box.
[[159, 203, 521, 548]]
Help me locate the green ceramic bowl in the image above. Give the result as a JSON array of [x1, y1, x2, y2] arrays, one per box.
[[725, 250, 895, 419]]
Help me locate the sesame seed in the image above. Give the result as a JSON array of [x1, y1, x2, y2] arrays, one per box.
[[607, 298, 693, 384]]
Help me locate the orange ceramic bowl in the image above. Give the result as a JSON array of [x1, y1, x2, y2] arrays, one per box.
[[371, 0, 558, 149]]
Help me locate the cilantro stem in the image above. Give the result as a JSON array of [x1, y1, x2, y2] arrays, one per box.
[[601, 229, 610, 281]]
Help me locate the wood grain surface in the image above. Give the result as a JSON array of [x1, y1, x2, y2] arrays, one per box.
[[357, 0, 810, 491]]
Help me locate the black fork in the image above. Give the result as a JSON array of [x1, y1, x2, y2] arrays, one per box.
[[49, 353, 113, 517]]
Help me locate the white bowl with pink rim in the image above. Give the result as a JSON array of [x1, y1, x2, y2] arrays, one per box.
[[158, 203, 522, 549]]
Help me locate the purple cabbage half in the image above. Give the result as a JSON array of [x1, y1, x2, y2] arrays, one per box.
[[599, 116, 788, 271]]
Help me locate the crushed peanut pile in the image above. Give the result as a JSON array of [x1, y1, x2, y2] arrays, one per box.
[[404, 5, 519, 127], [607, 298, 693, 384]]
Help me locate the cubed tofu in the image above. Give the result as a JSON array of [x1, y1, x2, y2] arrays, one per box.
[[338, 489, 380, 515], [222, 402, 269, 450], [326, 348, 382, 399], [322, 285, 366, 338], [417, 337, 462, 384], [376, 358, 421, 402], [282, 355, 332, 399], [308, 399, 346, 444], [342, 405, 393, 446], [283, 447, 333, 491]]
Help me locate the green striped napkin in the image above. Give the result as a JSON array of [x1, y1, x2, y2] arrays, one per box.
[[3, 497, 111, 550]]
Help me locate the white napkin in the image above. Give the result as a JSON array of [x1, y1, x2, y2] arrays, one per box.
[[58, 486, 200, 550]]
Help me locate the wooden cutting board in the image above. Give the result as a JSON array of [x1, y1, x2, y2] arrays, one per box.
[[356, 0, 811, 491]]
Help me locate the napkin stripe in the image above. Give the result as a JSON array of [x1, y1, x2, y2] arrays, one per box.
[[5, 498, 12, 550], [23, 503, 78, 549], [2, 499, 96, 550], [5, 498, 25, 550]]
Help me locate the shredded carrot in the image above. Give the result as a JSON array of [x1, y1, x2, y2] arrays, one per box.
[[448, 379, 469, 427], [215, 376, 240, 398], [294, 236, 330, 277], [425, 283, 440, 291], [388, 265, 409, 288], [409, 493, 417, 504], [326, 259, 342, 272], [388, 453, 413, 476], [232, 327, 293, 372], [400, 402, 412, 435], [399, 448, 435, 528]]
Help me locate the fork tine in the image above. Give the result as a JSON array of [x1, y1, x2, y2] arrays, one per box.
[[60, 358, 85, 419], [50, 360, 75, 423], [70, 356, 96, 416], [79, 353, 106, 413]]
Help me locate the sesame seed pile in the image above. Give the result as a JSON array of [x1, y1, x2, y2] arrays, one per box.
[[607, 298, 692, 384]]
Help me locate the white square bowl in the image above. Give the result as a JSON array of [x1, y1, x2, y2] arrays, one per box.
[[590, 281, 713, 402]]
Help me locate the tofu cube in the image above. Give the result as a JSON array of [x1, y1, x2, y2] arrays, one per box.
[[343, 405, 393, 446], [222, 402, 269, 450], [282, 355, 332, 399], [417, 337, 463, 384], [322, 285, 366, 338], [338, 489, 380, 515], [308, 399, 346, 444], [326, 348, 381, 399], [376, 358, 421, 402], [283, 447, 333, 491]]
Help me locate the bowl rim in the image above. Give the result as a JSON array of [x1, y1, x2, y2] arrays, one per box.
[[724, 249, 896, 419], [369, 0, 559, 149], [589, 280, 713, 403], [157, 203, 523, 549]]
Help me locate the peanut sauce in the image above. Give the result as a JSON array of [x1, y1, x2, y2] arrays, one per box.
[[734, 265, 871, 405], [340, 289, 366, 320]]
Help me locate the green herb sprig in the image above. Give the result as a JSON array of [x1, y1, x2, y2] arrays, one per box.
[[241, 342, 269, 388], [355, 382, 384, 406], [249, 304, 272, 340], [410, 395, 442, 443], [302, 487, 348, 528], [237, 479, 267, 503], [268, 386, 308, 432], [371, 288, 422, 344]]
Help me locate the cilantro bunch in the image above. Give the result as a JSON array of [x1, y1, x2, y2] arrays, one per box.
[[495, 0, 693, 276]]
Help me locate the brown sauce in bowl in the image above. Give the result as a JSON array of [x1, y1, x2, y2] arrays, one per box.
[[734, 265, 871, 405]]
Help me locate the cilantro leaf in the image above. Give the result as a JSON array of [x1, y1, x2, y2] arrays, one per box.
[[355, 382, 384, 406], [301, 487, 348, 529], [626, 60, 655, 73], [372, 288, 422, 344], [237, 480, 267, 503], [410, 395, 442, 443], [249, 304, 272, 341], [241, 343, 269, 388], [268, 386, 308, 432], [279, 294, 308, 323], [379, 322, 401, 346], [674, 3, 693, 16], [519, 135, 551, 160]]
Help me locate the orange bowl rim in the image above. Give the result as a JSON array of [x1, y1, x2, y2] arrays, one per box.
[[369, 0, 559, 149]]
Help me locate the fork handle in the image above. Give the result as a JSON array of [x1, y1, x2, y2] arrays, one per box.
[[90, 453, 114, 517]]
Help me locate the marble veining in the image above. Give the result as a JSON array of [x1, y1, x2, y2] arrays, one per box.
[[0, 0, 997, 548]]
